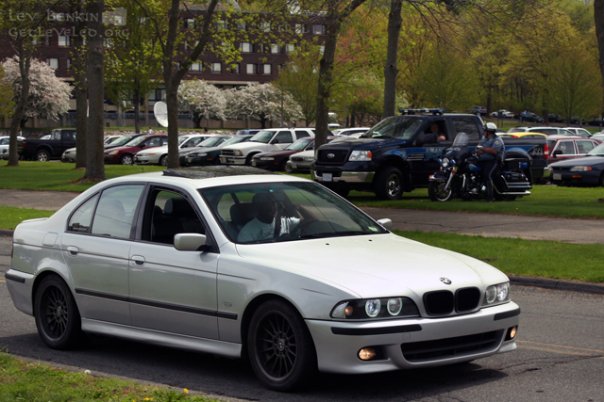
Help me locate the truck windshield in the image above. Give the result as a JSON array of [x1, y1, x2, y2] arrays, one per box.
[[361, 117, 423, 140]]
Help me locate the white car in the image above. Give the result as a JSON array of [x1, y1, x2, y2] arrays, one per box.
[[0, 135, 25, 160], [220, 128, 314, 165], [5, 169, 519, 390], [285, 149, 315, 173], [563, 127, 592, 139], [489, 109, 515, 118], [134, 134, 210, 165], [507, 126, 574, 136]]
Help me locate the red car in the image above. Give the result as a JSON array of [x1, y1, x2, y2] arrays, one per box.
[[104, 134, 168, 165]]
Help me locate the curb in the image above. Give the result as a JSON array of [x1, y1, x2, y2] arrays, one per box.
[[1, 230, 602, 295]]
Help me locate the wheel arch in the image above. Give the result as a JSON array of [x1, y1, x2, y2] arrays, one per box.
[[374, 157, 412, 191], [31, 270, 73, 317]]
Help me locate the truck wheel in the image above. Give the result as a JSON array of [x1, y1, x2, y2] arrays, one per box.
[[428, 180, 453, 202], [36, 149, 50, 162], [375, 167, 403, 200]]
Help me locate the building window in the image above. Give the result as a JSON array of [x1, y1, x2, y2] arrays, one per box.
[[186, 19, 195, 28], [312, 24, 325, 35], [240, 42, 252, 53], [270, 44, 280, 54], [190, 62, 202, 72], [260, 21, 271, 32], [286, 44, 295, 54], [319, 45, 325, 55], [246, 64, 255, 75], [47, 58, 59, 70], [58, 35, 70, 47], [211, 62, 221, 73], [263, 64, 271, 75], [295, 23, 306, 34]]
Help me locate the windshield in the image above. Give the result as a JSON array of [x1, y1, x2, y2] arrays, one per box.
[[361, 116, 423, 140], [286, 138, 312, 151], [452, 132, 469, 147], [125, 135, 150, 146], [110, 135, 137, 147], [198, 136, 226, 147], [220, 135, 251, 147], [587, 143, 604, 156], [200, 181, 387, 245], [249, 131, 274, 143], [0, 137, 8, 145]]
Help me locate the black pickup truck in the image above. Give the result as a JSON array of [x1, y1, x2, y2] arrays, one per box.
[[20, 128, 77, 161], [313, 110, 545, 199]]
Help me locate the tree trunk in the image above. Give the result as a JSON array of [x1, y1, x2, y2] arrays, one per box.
[[315, 16, 340, 149], [383, 0, 402, 118], [84, 0, 105, 181], [595, 0, 604, 124], [75, 85, 87, 168], [8, 52, 31, 167], [165, 82, 180, 168], [133, 77, 141, 134]]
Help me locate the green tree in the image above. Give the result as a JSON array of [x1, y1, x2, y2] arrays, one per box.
[[0, 67, 14, 124], [596, 0, 604, 121]]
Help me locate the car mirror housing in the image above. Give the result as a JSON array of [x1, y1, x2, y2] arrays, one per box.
[[376, 218, 392, 230], [174, 233, 207, 251]]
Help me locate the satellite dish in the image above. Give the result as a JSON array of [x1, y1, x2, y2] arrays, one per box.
[[153, 101, 169, 127]]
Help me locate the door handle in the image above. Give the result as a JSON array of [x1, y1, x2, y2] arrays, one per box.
[[131, 255, 145, 265], [66, 246, 79, 255]]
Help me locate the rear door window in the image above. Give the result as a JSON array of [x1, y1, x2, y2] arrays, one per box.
[[450, 117, 481, 142], [576, 140, 596, 154]]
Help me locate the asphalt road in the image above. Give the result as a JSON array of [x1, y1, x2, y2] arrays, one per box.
[[1, 238, 603, 401]]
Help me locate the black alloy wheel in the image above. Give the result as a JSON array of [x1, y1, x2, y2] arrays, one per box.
[[375, 167, 403, 200], [247, 300, 316, 391], [34, 275, 82, 349]]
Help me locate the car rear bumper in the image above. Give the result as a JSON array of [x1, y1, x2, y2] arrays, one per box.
[[306, 301, 519, 374]]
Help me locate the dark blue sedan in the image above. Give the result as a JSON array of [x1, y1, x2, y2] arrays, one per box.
[[549, 143, 604, 186]]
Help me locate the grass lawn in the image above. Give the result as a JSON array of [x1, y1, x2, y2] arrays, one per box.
[[0, 352, 219, 402], [397, 230, 604, 283], [0, 161, 164, 192], [0, 206, 53, 230]]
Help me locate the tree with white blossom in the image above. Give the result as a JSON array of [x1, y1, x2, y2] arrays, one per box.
[[226, 83, 303, 128], [1, 57, 71, 124], [178, 79, 226, 129]]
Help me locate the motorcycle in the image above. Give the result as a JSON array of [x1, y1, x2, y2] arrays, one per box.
[[428, 132, 532, 202]]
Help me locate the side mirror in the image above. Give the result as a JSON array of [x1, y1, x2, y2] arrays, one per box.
[[174, 233, 207, 251], [376, 218, 392, 230]]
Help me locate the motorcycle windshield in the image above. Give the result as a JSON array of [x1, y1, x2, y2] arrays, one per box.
[[452, 132, 469, 147]]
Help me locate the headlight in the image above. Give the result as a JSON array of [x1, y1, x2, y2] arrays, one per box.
[[106, 149, 118, 156], [442, 157, 449, 168], [484, 282, 510, 306], [260, 157, 274, 161], [348, 150, 372, 161], [189, 152, 206, 158], [331, 297, 419, 320], [569, 166, 592, 172], [233, 150, 243, 156]]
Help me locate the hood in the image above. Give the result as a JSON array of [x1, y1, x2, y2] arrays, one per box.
[[320, 137, 410, 150], [550, 156, 604, 167], [235, 234, 506, 298], [105, 145, 141, 154]]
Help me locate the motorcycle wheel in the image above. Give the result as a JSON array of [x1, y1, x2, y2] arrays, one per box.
[[428, 180, 453, 202]]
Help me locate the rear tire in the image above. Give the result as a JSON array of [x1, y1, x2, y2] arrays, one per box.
[[247, 300, 316, 391], [159, 155, 167, 166], [36, 149, 50, 162], [375, 167, 403, 200], [34, 275, 82, 349]]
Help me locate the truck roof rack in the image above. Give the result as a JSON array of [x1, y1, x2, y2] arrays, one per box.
[[399, 108, 444, 116]]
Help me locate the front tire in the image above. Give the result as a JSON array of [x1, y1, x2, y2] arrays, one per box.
[[375, 167, 403, 200], [428, 180, 453, 202], [121, 154, 134, 165], [34, 275, 82, 349], [247, 300, 316, 391]]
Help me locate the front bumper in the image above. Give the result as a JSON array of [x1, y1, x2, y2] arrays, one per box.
[[313, 170, 375, 184], [219, 155, 247, 165], [306, 301, 519, 374], [550, 170, 600, 186]]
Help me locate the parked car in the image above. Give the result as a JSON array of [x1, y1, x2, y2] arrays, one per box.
[[220, 128, 314, 166], [62, 133, 145, 163], [5, 168, 520, 390], [104, 134, 168, 165], [285, 150, 315, 173], [251, 136, 315, 171], [0, 135, 25, 160], [235, 129, 260, 136], [470, 105, 487, 116], [591, 132, 604, 142], [563, 127, 592, 138], [549, 143, 604, 186], [20, 128, 77, 161], [134, 134, 211, 166], [498, 132, 547, 140], [489, 109, 515, 118], [180, 135, 250, 166], [518, 111, 544, 123], [545, 135, 600, 165], [507, 126, 574, 136]]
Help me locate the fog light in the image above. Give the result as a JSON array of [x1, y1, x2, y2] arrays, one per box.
[[506, 326, 518, 340], [358, 347, 376, 361]]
